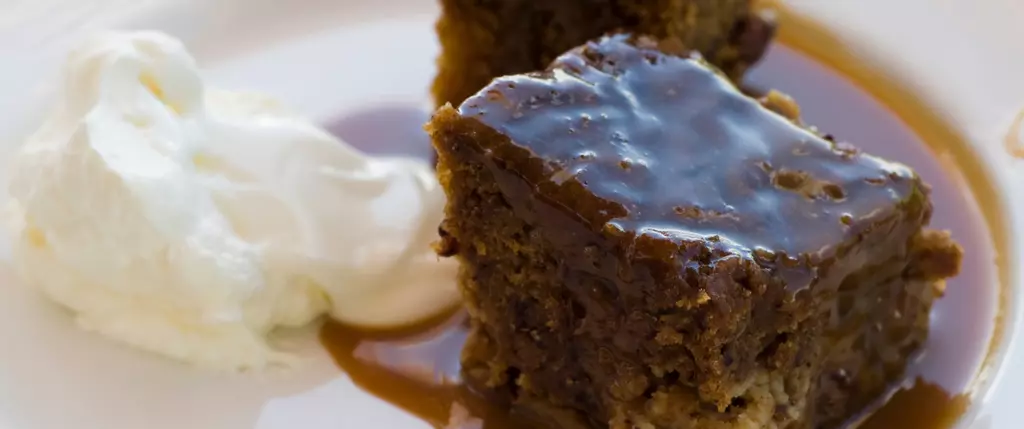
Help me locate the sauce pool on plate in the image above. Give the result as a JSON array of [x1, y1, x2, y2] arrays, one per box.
[[321, 16, 998, 429]]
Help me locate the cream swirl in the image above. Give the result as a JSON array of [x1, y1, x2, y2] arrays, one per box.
[[7, 31, 456, 370]]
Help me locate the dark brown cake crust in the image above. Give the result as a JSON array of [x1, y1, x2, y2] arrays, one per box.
[[432, 0, 776, 107], [429, 35, 962, 429]]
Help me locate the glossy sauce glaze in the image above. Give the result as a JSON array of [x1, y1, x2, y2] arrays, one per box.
[[456, 33, 926, 297], [322, 10, 998, 429]]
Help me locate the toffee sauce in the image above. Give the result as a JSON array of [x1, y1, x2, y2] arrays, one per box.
[[321, 7, 1003, 429]]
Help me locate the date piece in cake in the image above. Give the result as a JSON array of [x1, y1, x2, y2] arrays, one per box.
[[432, 0, 776, 107], [428, 35, 962, 429]]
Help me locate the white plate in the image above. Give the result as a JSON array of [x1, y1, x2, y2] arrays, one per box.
[[1, 1, 1023, 428]]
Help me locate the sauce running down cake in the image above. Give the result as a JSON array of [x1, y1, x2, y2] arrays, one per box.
[[432, 0, 776, 107], [427, 35, 963, 428]]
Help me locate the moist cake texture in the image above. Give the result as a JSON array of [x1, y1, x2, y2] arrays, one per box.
[[432, 0, 775, 107], [428, 35, 962, 429]]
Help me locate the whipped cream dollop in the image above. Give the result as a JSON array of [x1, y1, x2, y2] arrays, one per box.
[[7, 31, 458, 370]]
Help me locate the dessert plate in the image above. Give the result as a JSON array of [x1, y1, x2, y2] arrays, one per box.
[[0, 0, 1023, 428]]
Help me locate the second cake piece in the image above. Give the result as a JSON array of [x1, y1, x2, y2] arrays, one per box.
[[429, 35, 962, 428], [432, 0, 775, 107]]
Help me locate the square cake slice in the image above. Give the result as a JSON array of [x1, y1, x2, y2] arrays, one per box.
[[432, 0, 776, 107], [428, 35, 962, 429]]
